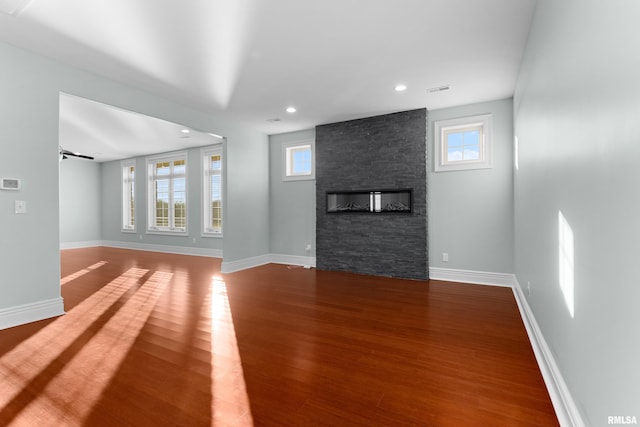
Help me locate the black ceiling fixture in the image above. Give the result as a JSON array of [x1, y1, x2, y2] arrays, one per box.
[[59, 146, 94, 160]]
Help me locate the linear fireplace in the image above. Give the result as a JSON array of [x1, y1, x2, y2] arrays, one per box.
[[326, 189, 412, 213]]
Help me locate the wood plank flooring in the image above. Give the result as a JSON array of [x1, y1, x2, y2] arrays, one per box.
[[0, 247, 558, 426]]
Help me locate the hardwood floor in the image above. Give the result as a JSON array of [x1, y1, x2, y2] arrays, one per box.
[[0, 247, 558, 426]]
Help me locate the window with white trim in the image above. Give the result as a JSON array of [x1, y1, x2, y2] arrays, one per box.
[[121, 159, 136, 232], [283, 140, 314, 181], [434, 114, 492, 172], [202, 146, 223, 236], [147, 153, 187, 234]]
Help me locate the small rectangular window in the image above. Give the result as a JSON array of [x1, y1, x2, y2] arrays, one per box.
[[202, 146, 223, 236], [121, 160, 136, 232], [434, 114, 492, 172], [147, 152, 188, 234], [283, 140, 315, 181]]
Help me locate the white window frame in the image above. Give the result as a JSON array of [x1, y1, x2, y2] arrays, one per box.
[[434, 113, 492, 172], [146, 152, 188, 235], [282, 140, 315, 181], [121, 159, 136, 232], [202, 145, 223, 237]]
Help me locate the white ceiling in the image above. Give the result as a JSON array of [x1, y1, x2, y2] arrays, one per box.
[[0, 0, 537, 162], [58, 94, 222, 162]]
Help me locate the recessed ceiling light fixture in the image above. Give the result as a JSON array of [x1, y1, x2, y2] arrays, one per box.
[[394, 84, 407, 92], [181, 129, 190, 134], [427, 84, 451, 93], [286, 106, 297, 113]]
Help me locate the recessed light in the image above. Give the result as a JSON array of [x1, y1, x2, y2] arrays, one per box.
[[286, 106, 297, 113], [181, 129, 190, 134], [394, 84, 407, 92]]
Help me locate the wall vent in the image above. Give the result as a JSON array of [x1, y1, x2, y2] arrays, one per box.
[[427, 85, 451, 93]]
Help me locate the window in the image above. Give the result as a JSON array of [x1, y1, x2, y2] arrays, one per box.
[[121, 160, 136, 232], [434, 114, 492, 172], [202, 146, 223, 236], [283, 140, 314, 181], [147, 153, 187, 234]]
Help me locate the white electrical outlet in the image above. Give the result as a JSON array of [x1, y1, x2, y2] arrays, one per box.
[[15, 200, 26, 214], [305, 244, 311, 251], [442, 252, 449, 262]]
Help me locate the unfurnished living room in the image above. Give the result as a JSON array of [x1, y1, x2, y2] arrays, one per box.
[[0, 1, 637, 426]]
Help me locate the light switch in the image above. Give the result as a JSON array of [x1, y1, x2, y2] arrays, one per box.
[[15, 200, 26, 214]]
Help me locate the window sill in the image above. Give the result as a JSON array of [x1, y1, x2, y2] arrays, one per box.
[[283, 174, 315, 182], [202, 232, 223, 239], [147, 229, 188, 237]]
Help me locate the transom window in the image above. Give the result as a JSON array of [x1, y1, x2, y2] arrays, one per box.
[[283, 140, 315, 181], [202, 146, 223, 236], [434, 114, 492, 172], [147, 153, 187, 234]]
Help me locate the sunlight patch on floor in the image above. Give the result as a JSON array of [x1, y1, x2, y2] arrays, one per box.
[[0, 267, 148, 412], [210, 276, 253, 426], [60, 261, 108, 286], [9, 270, 172, 426]]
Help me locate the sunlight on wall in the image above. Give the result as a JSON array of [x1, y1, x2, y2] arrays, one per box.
[[60, 261, 107, 285], [558, 210, 575, 318], [210, 276, 253, 426], [514, 136, 519, 171]]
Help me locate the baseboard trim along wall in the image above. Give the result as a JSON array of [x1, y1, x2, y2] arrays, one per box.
[[221, 254, 272, 274], [269, 254, 316, 269], [60, 240, 103, 250], [511, 277, 585, 427], [428, 267, 514, 287], [221, 254, 316, 274], [96, 240, 223, 258], [0, 297, 65, 330]]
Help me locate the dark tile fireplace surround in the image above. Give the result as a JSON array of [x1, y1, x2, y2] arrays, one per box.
[[315, 109, 428, 280]]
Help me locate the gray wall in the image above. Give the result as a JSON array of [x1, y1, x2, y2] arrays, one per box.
[[0, 40, 268, 320], [269, 130, 316, 257], [316, 109, 428, 280], [60, 159, 102, 244], [428, 98, 514, 273], [514, 1, 640, 424]]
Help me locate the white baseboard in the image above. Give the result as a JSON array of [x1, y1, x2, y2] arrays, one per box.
[[269, 254, 316, 269], [512, 278, 584, 427], [221, 254, 272, 274], [0, 297, 65, 331], [60, 240, 103, 250], [429, 267, 514, 287], [221, 254, 316, 274], [101, 240, 223, 258]]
